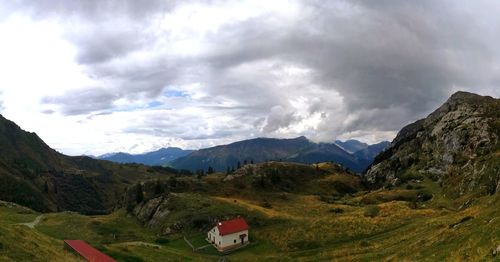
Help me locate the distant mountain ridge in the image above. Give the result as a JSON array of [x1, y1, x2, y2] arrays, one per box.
[[97, 147, 193, 166], [170, 136, 389, 173]]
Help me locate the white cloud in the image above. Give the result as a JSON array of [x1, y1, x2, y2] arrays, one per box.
[[0, 0, 499, 156]]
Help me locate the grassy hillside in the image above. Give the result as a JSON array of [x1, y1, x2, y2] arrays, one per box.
[[0, 201, 80, 262], [4, 187, 496, 261], [79, 161, 496, 261], [0, 114, 177, 214]]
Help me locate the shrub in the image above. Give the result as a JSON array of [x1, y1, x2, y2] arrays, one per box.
[[261, 200, 272, 209], [155, 237, 170, 244], [417, 191, 433, 202], [359, 240, 369, 247], [329, 208, 344, 214], [363, 205, 380, 218], [400, 170, 424, 183], [319, 195, 337, 204], [279, 193, 289, 200], [408, 201, 418, 209], [405, 184, 414, 190]]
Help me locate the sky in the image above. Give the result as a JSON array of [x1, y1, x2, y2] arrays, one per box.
[[0, 0, 499, 156]]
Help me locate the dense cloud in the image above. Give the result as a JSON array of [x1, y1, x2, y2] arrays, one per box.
[[0, 92, 4, 112], [1, 0, 500, 154]]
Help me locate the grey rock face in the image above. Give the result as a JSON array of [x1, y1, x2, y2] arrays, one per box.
[[365, 92, 499, 197], [132, 195, 171, 229]]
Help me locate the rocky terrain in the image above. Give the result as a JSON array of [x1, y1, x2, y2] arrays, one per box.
[[366, 91, 499, 199]]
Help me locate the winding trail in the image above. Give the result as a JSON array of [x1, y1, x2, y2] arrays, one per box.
[[110, 241, 162, 249], [17, 214, 43, 229]]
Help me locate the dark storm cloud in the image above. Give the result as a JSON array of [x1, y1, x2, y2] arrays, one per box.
[[9, 0, 499, 142], [191, 0, 500, 135]]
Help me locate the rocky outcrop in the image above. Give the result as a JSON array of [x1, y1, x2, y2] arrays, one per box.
[[365, 92, 499, 198], [132, 195, 171, 229]]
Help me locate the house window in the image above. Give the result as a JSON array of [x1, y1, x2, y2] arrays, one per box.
[[234, 239, 236, 243], [219, 241, 221, 245]]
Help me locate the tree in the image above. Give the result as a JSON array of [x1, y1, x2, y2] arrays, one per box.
[[260, 174, 265, 187], [237, 161, 241, 169], [226, 167, 231, 175], [243, 160, 248, 165], [154, 180, 163, 195], [43, 181, 49, 193], [136, 184, 144, 203], [207, 166, 214, 174], [196, 169, 205, 179], [250, 159, 254, 164]]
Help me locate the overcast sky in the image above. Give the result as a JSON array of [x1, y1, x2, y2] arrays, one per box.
[[0, 0, 499, 155]]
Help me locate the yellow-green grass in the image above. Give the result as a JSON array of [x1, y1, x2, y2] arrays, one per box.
[[0, 204, 80, 261], [36, 210, 157, 246], [0, 203, 38, 224], [104, 193, 500, 261], [0, 225, 82, 262], [2, 188, 498, 261]]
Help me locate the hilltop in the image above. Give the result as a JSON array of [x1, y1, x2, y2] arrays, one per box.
[[366, 91, 499, 201]]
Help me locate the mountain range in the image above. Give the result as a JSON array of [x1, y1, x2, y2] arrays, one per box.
[[97, 147, 193, 166], [96, 137, 389, 173], [170, 137, 389, 173]]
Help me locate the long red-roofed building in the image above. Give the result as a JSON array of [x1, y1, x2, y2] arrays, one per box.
[[207, 217, 249, 251], [64, 240, 116, 262]]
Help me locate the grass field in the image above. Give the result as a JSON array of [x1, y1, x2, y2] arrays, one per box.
[[0, 176, 498, 261]]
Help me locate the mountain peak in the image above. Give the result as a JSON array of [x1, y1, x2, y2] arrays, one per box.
[[366, 91, 499, 197], [446, 91, 495, 105], [294, 135, 308, 141]]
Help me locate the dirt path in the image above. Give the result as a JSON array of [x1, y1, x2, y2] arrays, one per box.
[[17, 214, 43, 229], [110, 241, 162, 249]]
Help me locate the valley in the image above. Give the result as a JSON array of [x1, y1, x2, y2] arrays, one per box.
[[1, 172, 498, 261]]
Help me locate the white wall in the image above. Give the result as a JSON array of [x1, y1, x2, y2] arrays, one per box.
[[219, 229, 248, 248], [207, 227, 249, 249]]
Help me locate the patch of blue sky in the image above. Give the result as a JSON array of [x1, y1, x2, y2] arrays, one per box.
[[147, 101, 163, 108], [163, 89, 189, 98]]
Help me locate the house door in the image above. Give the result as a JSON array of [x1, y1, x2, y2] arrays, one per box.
[[239, 234, 247, 245]]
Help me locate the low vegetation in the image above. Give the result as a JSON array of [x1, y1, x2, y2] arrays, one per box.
[[0, 157, 498, 262]]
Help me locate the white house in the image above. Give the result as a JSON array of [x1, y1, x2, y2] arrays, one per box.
[[207, 217, 249, 252]]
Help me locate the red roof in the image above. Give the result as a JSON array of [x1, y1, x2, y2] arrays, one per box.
[[64, 240, 116, 262], [217, 218, 249, 236]]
